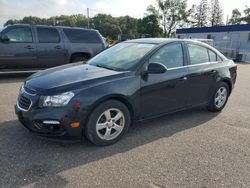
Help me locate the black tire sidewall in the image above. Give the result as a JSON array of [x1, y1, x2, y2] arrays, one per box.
[[85, 100, 131, 146]]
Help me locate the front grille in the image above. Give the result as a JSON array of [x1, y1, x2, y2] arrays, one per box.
[[18, 95, 32, 111]]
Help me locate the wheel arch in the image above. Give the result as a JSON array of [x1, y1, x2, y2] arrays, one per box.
[[219, 78, 232, 95], [84, 94, 135, 130], [69, 52, 91, 62]]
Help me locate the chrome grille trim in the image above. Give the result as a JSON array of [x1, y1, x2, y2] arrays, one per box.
[[17, 95, 32, 112], [23, 85, 36, 96]]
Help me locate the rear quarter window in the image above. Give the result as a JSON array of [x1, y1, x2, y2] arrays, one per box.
[[63, 29, 101, 43], [208, 50, 217, 62]]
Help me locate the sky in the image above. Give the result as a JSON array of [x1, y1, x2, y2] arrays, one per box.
[[0, 0, 249, 27]]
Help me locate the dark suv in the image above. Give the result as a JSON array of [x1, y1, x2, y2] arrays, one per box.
[[0, 24, 107, 71]]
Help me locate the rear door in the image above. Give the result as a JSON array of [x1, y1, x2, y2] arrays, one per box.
[[36, 27, 67, 68], [185, 43, 219, 106], [0, 26, 37, 69]]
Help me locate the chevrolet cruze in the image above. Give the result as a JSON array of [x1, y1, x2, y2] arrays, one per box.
[[15, 39, 237, 146]]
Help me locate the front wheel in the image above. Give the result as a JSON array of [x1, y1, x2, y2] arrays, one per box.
[[85, 100, 131, 146], [207, 82, 229, 112]]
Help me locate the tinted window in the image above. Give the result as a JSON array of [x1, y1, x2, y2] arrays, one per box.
[[149, 43, 184, 69], [63, 29, 101, 43], [208, 50, 217, 62], [187, 43, 209, 65], [5, 27, 32, 42], [37, 28, 60, 43]]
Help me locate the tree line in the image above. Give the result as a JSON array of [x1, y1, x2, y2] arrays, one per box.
[[3, 0, 250, 40]]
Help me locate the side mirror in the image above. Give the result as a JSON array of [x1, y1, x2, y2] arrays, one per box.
[[147, 62, 167, 74], [0, 35, 10, 42]]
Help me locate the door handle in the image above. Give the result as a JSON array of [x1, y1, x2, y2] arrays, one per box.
[[179, 76, 187, 81], [24, 45, 34, 49], [54, 45, 62, 49]]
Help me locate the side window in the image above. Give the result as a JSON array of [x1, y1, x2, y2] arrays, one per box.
[[187, 43, 209, 65], [37, 28, 60, 43], [63, 29, 101, 43], [5, 27, 33, 43], [208, 50, 217, 62], [149, 43, 184, 69]]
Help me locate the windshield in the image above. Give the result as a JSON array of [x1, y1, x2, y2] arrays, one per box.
[[88, 42, 156, 71]]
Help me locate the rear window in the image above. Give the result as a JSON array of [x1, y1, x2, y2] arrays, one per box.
[[63, 29, 101, 43], [37, 28, 60, 43]]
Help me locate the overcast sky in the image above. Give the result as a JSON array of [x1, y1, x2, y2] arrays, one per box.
[[0, 0, 249, 27]]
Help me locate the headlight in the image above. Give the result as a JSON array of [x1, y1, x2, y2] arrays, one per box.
[[42, 92, 75, 107], [20, 84, 24, 94]]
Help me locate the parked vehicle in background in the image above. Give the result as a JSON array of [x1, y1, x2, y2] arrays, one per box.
[[193, 39, 214, 46], [0, 24, 107, 71], [15, 39, 237, 146]]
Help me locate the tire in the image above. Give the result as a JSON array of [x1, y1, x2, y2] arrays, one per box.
[[207, 82, 229, 112], [70, 55, 88, 63], [85, 100, 131, 146]]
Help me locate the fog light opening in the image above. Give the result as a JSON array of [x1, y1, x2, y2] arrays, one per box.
[[42, 120, 60, 125]]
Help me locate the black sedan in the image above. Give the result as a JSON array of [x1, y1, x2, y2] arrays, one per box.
[[15, 38, 237, 146]]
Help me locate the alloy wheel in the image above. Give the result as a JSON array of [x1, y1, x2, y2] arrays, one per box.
[[214, 86, 228, 109], [96, 108, 125, 140]]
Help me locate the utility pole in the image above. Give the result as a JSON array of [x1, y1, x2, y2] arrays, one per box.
[[53, 17, 56, 26], [226, 15, 229, 25], [87, 8, 90, 28]]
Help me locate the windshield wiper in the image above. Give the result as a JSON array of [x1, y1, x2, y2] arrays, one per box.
[[95, 64, 119, 71]]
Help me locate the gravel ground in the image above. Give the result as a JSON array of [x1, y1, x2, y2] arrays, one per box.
[[0, 64, 250, 188]]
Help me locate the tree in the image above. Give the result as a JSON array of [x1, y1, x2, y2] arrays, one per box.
[[138, 14, 163, 37], [147, 0, 188, 37], [4, 15, 88, 27], [118, 16, 138, 39], [186, 4, 198, 27], [242, 6, 250, 23], [194, 0, 210, 27], [228, 9, 242, 24], [210, 0, 223, 26], [91, 14, 122, 39]]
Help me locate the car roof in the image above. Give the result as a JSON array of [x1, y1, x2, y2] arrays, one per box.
[[126, 38, 218, 49], [125, 38, 208, 45], [6, 24, 98, 32]]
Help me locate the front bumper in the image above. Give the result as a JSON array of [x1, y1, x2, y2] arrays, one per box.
[[15, 104, 85, 140]]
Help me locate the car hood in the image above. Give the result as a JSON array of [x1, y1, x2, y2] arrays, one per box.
[[25, 63, 128, 94]]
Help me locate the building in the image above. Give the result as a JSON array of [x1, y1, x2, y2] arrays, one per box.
[[176, 24, 250, 62]]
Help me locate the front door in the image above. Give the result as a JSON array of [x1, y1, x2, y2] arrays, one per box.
[[140, 42, 189, 119], [0, 26, 36, 69]]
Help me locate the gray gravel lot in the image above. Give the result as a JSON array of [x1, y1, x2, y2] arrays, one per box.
[[0, 64, 250, 188]]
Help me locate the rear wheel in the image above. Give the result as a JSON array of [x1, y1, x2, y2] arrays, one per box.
[[207, 82, 229, 112], [85, 100, 131, 146]]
